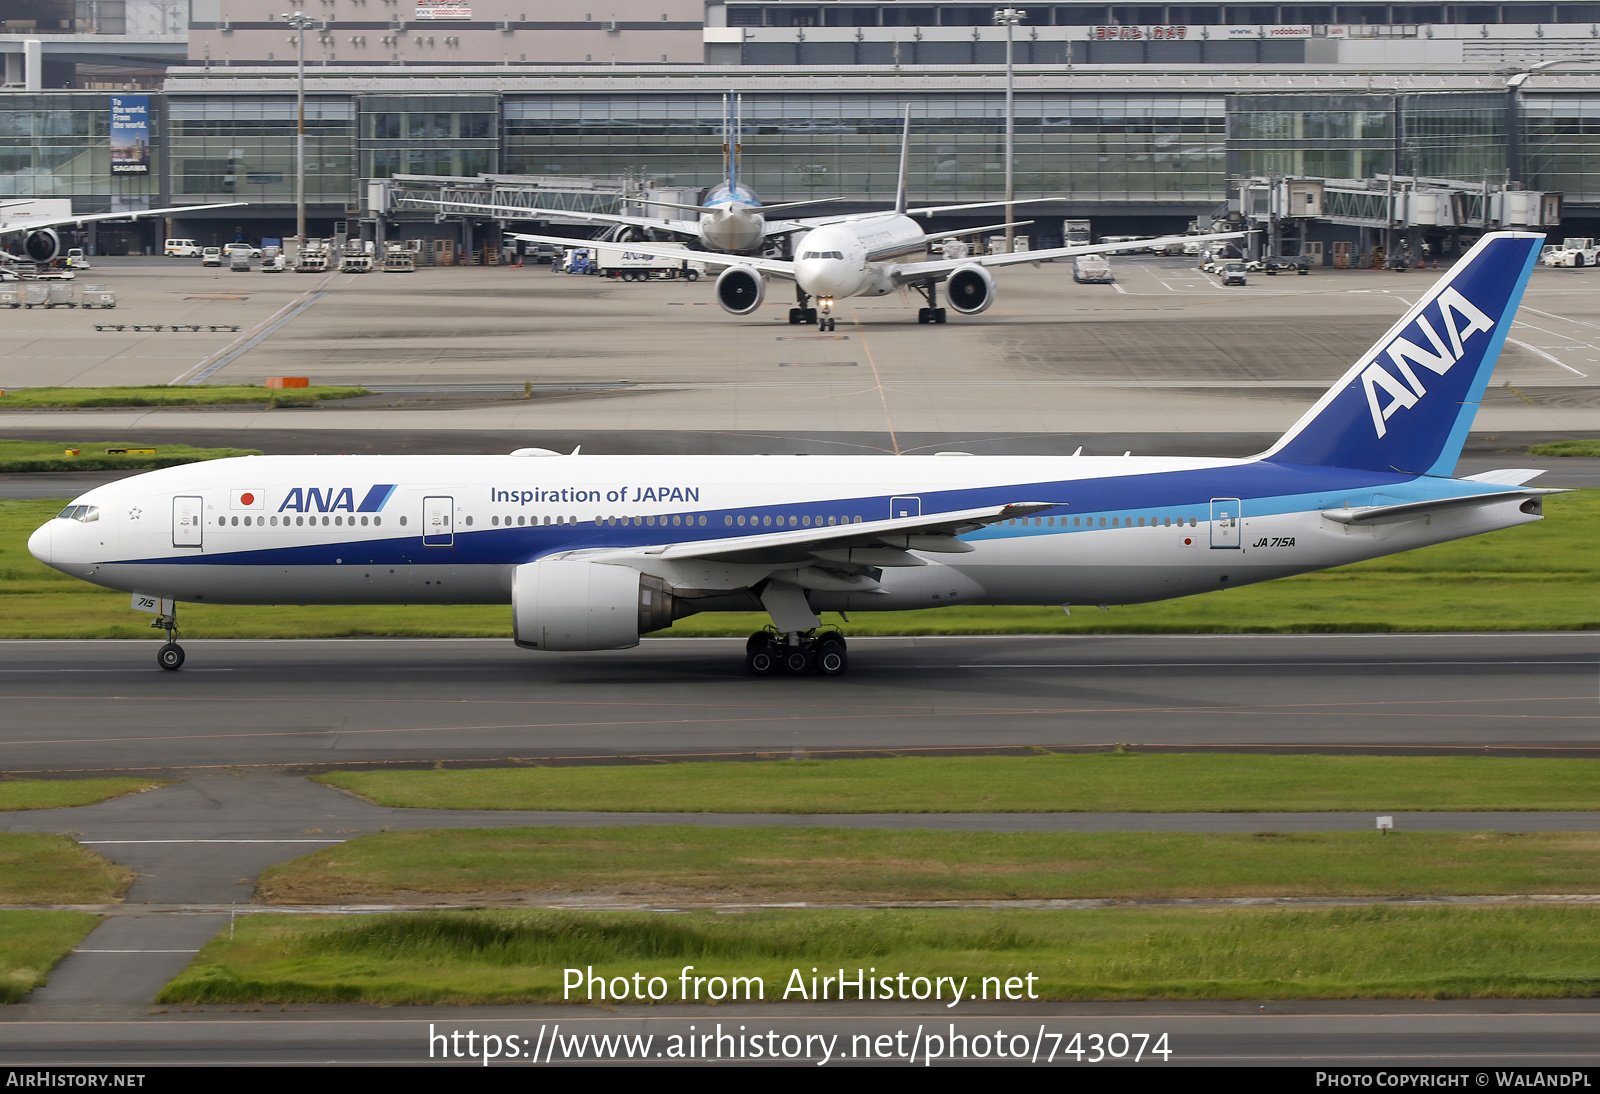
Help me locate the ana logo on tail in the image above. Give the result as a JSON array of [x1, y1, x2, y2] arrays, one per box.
[[1362, 287, 1495, 439]]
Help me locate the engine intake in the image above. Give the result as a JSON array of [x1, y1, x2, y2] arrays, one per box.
[[715, 265, 765, 315], [946, 263, 996, 314], [513, 561, 688, 651], [23, 229, 59, 264]]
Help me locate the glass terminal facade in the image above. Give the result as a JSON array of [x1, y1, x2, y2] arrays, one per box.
[[1, 79, 1595, 226]]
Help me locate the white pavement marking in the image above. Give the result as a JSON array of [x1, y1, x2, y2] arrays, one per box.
[[73, 949, 200, 954], [1507, 335, 1589, 377]]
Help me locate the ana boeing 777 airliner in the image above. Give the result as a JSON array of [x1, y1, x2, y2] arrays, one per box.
[[30, 232, 1553, 676]]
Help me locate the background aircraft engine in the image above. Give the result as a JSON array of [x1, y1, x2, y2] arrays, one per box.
[[715, 265, 765, 315], [512, 560, 686, 651], [946, 264, 996, 314], [23, 229, 60, 263]]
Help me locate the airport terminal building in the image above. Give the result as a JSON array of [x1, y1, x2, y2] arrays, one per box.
[[3, 1, 1600, 250]]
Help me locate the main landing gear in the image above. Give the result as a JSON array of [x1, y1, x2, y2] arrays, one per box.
[[745, 628, 848, 677], [152, 607, 184, 670], [914, 280, 947, 325]]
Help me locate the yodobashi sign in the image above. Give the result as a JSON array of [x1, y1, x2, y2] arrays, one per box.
[[415, 0, 469, 17], [109, 95, 150, 176]]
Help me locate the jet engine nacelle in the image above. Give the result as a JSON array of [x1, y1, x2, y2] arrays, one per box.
[[512, 560, 683, 651], [23, 229, 60, 264], [715, 265, 765, 315], [945, 263, 996, 314]]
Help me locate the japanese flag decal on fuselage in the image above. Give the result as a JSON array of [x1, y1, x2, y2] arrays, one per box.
[[1261, 232, 1543, 477]]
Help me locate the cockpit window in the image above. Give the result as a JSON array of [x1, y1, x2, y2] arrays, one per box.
[[801, 251, 844, 260], [55, 505, 98, 522]]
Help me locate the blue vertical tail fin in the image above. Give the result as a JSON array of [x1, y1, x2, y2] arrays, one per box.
[[1259, 231, 1544, 477]]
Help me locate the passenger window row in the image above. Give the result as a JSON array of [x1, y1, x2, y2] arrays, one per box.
[[216, 514, 387, 528], [1007, 515, 1201, 528]]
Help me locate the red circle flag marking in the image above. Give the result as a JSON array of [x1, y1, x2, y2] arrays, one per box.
[[240, 492, 255, 506]]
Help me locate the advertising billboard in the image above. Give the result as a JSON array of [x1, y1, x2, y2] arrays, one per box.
[[109, 95, 151, 176]]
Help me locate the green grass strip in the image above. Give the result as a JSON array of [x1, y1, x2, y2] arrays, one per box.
[[258, 827, 1600, 905], [1530, 440, 1600, 457], [4, 490, 1598, 637], [0, 385, 368, 409], [0, 778, 167, 812], [0, 834, 133, 905], [316, 754, 1600, 814], [0, 441, 260, 473], [0, 911, 101, 1004], [158, 905, 1600, 1005]]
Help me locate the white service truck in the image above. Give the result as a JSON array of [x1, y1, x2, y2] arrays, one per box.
[[1542, 238, 1600, 267], [594, 243, 703, 282]]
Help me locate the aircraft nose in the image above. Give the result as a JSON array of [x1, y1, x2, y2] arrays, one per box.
[[27, 521, 52, 566]]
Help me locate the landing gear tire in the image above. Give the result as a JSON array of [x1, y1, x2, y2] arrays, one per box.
[[789, 307, 806, 324], [157, 643, 185, 671], [933, 308, 946, 324], [747, 647, 779, 676], [819, 316, 836, 332], [813, 636, 848, 677]]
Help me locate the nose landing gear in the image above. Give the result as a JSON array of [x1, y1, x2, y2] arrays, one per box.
[[745, 628, 848, 677], [817, 297, 838, 333], [152, 607, 184, 670]]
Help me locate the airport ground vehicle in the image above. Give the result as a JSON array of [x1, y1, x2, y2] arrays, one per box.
[[228, 248, 250, 272], [200, 247, 222, 267], [27, 234, 1554, 676], [1540, 238, 1600, 267], [225, 243, 262, 261], [295, 241, 330, 273], [1072, 254, 1114, 283], [64, 248, 90, 269], [259, 246, 286, 272], [165, 239, 201, 257], [1221, 261, 1248, 286]]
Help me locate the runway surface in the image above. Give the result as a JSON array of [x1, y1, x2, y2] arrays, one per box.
[[6, 1000, 1600, 1066], [2, 634, 1596, 773]]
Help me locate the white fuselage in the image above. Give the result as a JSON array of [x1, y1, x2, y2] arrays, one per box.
[[699, 202, 768, 254], [28, 453, 1538, 618], [792, 216, 926, 302]]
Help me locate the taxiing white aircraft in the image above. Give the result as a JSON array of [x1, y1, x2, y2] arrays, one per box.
[[505, 113, 1241, 329], [0, 199, 247, 265], [30, 232, 1550, 676]]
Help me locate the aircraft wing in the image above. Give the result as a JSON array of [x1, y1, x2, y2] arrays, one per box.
[[585, 500, 1059, 570], [787, 197, 1062, 231], [1, 202, 248, 232], [887, 231, 1246, 284], [405, 196, 702, 239], [507, 232, 798, 279]]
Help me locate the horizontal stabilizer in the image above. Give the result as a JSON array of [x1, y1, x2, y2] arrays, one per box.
[[1321, 488, 1557, 526]]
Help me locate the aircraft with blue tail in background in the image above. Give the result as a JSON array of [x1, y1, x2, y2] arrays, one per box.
[[29, 232, 1553, 676]]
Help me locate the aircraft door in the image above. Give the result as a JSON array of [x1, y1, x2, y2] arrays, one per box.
[[890, 496, 921, 520], [1210, 498, 1241, 549], [172, 496, 204, 548], [423, 496, 454, 547]]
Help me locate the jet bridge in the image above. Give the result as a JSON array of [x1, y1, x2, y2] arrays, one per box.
[[361, 173, 669, 263], [1232, 174, 1562, 267]]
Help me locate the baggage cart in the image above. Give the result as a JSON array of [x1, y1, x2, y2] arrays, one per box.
[[0, 286, 21, 308], [79, 284, 116, 308], [21, 283, 49, 308], [45, 282, 77, 307]]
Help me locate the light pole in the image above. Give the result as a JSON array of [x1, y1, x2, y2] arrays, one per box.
[[993, 8, 1024, 253], [283, 11, 314, 256]]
